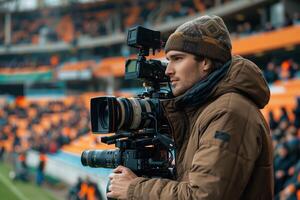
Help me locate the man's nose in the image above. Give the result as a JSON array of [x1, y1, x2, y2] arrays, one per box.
[[165, 63, 174, 76]]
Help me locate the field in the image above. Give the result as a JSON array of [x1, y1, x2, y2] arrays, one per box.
[[0, 163, 59, 200]]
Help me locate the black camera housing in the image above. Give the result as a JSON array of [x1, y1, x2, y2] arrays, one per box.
[[125, 26, 170, 83], [82, 26, 174, 180], [127, 26, 161, 50], [125, 59, 169, 82]]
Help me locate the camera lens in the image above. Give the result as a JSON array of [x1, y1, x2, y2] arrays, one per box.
[[118, 98, 155, 130], [81, 150, 88, 166], [81, 150, 121, 168], [91, 97, 118, 133], [91, 97, 160, 133]]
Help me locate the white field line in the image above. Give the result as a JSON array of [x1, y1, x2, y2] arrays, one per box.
[[0, 172, 30, 200]]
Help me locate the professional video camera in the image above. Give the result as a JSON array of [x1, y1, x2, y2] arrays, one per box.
[[81, 26, 174, 178]]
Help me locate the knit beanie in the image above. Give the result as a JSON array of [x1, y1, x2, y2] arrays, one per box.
[[165, 15, 232, 63]]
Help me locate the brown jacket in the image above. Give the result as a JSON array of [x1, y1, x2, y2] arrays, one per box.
[[127, 55, 274, 200]]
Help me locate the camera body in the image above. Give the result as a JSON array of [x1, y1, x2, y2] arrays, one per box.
[[81, 26, 174, 178], [125, 26, 169, 83]]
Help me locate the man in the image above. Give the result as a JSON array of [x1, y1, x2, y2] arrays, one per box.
[[107, 15, 274, 199]]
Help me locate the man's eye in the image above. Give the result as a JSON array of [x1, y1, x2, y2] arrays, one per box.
[[174, 57, 182, 61]]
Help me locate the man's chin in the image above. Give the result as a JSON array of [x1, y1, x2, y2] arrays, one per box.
[[172, 88, 184, 97]]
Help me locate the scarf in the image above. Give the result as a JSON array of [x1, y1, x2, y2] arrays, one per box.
[[175, 59, 231, 108]]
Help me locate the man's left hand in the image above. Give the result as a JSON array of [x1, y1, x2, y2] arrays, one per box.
[[107, 165, 138, 199]]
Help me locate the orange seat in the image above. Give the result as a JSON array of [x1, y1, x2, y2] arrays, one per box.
[[94, 57, 126, 77], [262, 79, 300, 122]]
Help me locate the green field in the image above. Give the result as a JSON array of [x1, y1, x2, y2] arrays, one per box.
[[0, 163, 59, 200]]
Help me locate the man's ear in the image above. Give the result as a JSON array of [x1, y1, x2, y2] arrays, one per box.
[[203, 58, 212, 72]]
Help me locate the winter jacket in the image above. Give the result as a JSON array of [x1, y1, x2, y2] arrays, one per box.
[[127, 55, 274, 200]]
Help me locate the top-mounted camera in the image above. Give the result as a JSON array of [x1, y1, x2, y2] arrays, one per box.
[[127, 26, 161, 51], [125, 26, 170, 85]]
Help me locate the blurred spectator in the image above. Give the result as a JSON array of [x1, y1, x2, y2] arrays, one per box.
[[68, 177, 83, 200], [272, 120, 289, 146], [0, 145, 4, 161], [293, 12, 300, 25], [280, 107, 290, 124], [78, 177, 102, 200], [294, 97, 300, 129], [9, 147, 29, 182], [48, 140, 58, 154], [264, 62, 279, 84], [261, 59, 299, 84], [243, 22, 252, 35], [236, 24, 245, 37], [284, 13, 293, 27], [274, 143, 298, 195], [279, 161, 300, 200], [269, 110, 279, 131], [265, 22, 275, 32], [280, 59, 293, 80], [16, 151, 29, 182], [289, 59, 299, 79], [36, 151, 47, 186]]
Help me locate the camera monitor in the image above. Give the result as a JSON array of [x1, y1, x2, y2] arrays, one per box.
[[127, 26, 161, 50]]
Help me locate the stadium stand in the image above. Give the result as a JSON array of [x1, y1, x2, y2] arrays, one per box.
[[0, 0, 300, 199], [0, 24, 299, 86], [8, 0, 223, 45], [0, 96, 91, 152], [270, 97, 300, 200]]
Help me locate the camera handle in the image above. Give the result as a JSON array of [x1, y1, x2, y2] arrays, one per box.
[[146, 113, 175, 150]]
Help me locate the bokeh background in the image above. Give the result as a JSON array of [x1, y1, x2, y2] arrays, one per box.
[[0, 0, 300, 199]]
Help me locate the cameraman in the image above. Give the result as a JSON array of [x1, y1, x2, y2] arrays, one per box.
[[108, 15, 274, 200]]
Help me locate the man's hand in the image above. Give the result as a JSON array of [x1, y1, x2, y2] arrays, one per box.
[[107, 165, 138, 200]]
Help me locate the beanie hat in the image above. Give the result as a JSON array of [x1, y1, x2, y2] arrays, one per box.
[[165, 15, 232, 63]]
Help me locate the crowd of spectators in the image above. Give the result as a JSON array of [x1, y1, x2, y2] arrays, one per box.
[[0, 94, 109, 200], [0, 0, 225, 45], [270, 98, 300, 199], [12, 1, 300, 45], [0, 96, 104, 197], [0, 0, 299, 46], [231, 12, 300, 39], [0, 96, 90, 154], [263, 59, 300, 84], [0, 0, 299, 75]]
